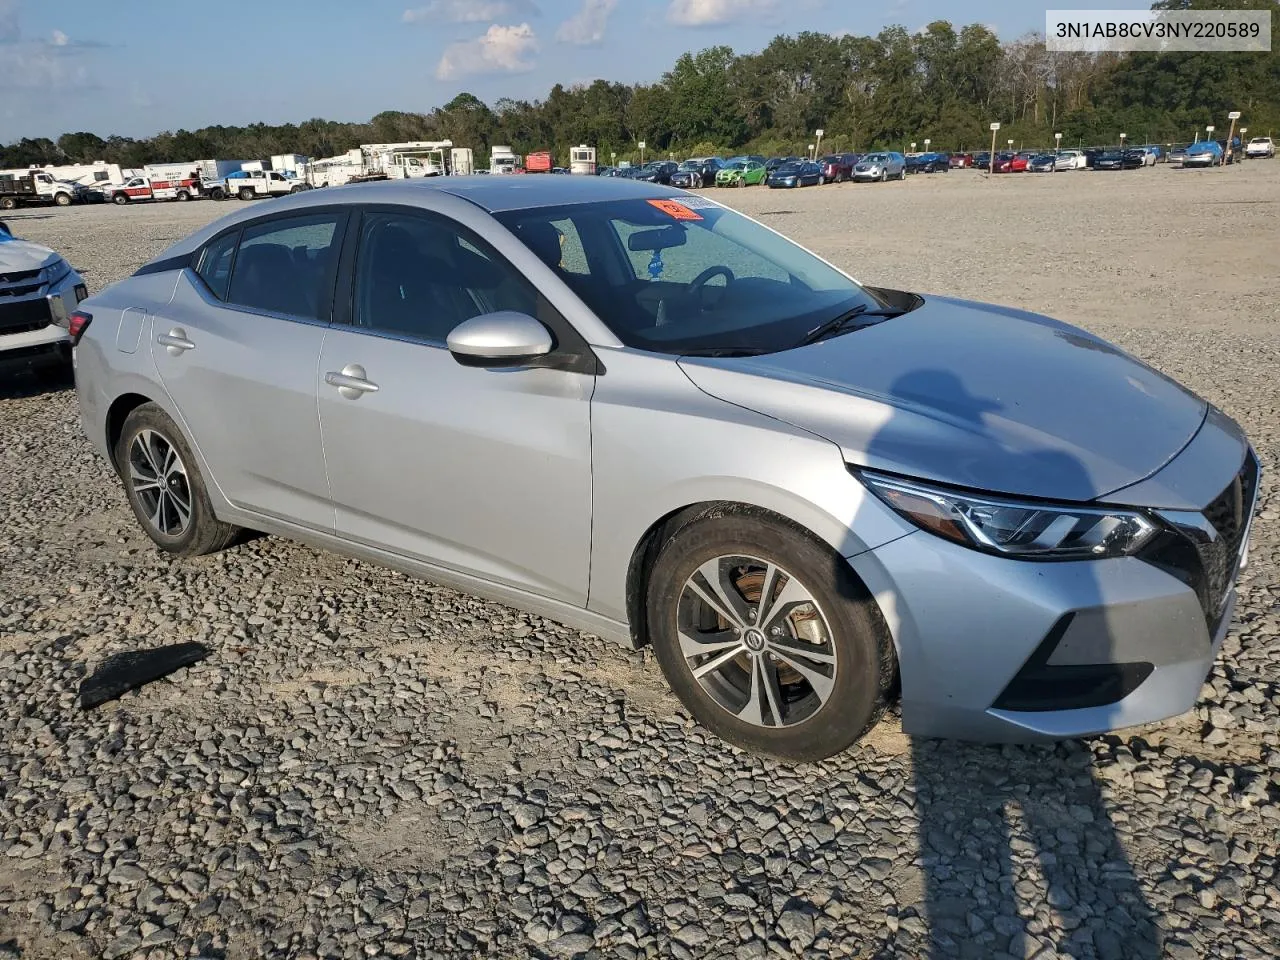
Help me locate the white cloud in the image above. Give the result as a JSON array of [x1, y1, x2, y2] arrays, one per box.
[[403, 0, 537, 23], [435, 23, 538, 80], [666, 0, 776, 27], [555, 0, 616, 45], [0, 4, 100, 92]]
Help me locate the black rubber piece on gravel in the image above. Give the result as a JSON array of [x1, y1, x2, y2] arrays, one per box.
[[79, 642, 210, 709]]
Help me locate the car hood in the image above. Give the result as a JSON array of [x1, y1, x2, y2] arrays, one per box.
[[0, 236, 60, 272], [677, 295, 1207, 502]]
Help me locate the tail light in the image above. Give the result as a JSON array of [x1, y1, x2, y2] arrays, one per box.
[[67, 311, 92, 346]]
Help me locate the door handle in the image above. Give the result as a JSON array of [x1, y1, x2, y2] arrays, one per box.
[[158, 328, 195, 355], [325, 363, 379, 400]]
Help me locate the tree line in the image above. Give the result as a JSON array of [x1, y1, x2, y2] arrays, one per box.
[[4, 2, 1277, 171]]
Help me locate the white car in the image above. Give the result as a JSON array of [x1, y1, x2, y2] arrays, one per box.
[[1245, 137, 1275, 159], [0, 221, 87, 361], [1055, 149, 1088, 170]]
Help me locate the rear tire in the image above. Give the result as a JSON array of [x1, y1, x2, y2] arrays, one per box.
[[645, 507, 895, 762], [115, 403, 240, 558], [0, 197, 16, 210], [238, 187, 255, 201], [176, 190, 190, 201]]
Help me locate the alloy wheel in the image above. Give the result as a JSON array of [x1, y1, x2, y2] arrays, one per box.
[[677, 555, 837, 728], [128, 429, 193, 538]]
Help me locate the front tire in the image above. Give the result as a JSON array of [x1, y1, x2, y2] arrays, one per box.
[[54, 192, 72, 206], [113, 193, 128, 205], [115, 404, 240, 558], [645, 508, 894, 762]]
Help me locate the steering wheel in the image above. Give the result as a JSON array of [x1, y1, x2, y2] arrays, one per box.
[[685, 265, 735, 307]]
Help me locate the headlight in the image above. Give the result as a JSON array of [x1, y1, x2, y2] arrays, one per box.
[[859, 471, 1158, 560], [46, 258, 73, 286]]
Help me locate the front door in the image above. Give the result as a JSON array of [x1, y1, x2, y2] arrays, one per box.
[[317, 207, 594, 605], [150, 209, 348, 531]]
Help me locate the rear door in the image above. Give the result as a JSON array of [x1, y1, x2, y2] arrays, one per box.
[[316, 205, 594, 604], [150, 208, 349, 531]]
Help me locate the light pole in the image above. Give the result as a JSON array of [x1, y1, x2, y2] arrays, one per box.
[[638, 140, 646, 165], [989, 121, 1000, 174], [807, 144, 815, 161], [910, 142, 916, 154], [1119, 132, 1126, 152], [924, 138, 931, 155], [815, 128, 824, 158], [1226, 110, 1241, 161], [610, 151, 616, 166], [1054, 132, 1062, 154]]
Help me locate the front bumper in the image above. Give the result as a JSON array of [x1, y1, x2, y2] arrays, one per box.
[[851, 170, 880, 180], [848, 438, 1257, 743], [0, 268, 83, 355]]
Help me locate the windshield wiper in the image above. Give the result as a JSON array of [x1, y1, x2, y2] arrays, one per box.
[[795, 304, 904, 347], [679, 347, 768, 358]]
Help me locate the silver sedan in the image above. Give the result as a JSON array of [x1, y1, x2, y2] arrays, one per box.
[[69, 176, 1257, 761]]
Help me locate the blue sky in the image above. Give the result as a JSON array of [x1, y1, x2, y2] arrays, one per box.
[[0, 0, 1153, 140]]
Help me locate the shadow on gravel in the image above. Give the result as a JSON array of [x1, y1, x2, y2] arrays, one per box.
[[846, 364, 1163, 957], [0, 355, 74, 400]]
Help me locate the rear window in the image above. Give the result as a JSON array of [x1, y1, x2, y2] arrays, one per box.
[[223, 214, 343, 320]]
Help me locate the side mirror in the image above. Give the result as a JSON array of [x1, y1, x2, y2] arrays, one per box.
[[446, 311, 554, 368]]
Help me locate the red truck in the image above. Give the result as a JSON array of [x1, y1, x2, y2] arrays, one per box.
[[524, 151, 553, 174]]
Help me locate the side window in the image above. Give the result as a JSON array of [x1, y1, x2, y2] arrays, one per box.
[[353, 212, 538, 344], [225, 214, 342, 320], [196, 230, 239, 300]]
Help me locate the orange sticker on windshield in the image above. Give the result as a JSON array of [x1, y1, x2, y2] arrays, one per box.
[[647, 199, 703, 221]]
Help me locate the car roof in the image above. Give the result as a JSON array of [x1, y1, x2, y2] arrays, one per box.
[[378, 173, 685, 213]]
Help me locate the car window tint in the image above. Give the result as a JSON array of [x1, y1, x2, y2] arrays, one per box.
[[225, 214, 340, 320], [196, 230, 239, 300], [354, 212, 538, 343]]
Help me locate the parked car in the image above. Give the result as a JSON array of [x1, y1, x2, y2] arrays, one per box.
[[74, 175, 1260, 761], [1182, 141, 1224, 168], [1083, 148, 1105, 168], [906, 152, 949, 174], [1245, 137, 1275, 159], [767, 160, 823, 188], [1094, 150, 1146, 171], [949, 153, 974, 169], [1027, 154, 1058, 173], [972, 152, 991, 170], [1055, 149, 1087, 170], [1138, 145, 1162, 165], [818, 154, 859, 183], [670, 158, 724, 189], [763, 157, 802, 185], [1167, 147, 1188, 166], [632, 161, 679, 185], [851, 152, 906, 181], [0, 224, 86, 363], [992, 153, 1028, 173], [716, 160, 767, 188]]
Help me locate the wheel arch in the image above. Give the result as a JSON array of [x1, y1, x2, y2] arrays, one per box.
[[623, 499, 886, 651]]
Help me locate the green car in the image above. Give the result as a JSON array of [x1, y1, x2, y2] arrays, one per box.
[[715, 160, 766, 187]]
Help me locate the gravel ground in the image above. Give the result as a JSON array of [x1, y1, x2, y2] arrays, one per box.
[[2, 164, 1280, 960]]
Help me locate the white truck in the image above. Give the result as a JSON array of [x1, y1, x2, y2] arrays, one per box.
[[450, 147, 475, 176], [490, 145, 520, 175], [1245, 136, 1275, 159], [0, 170, 84, 209], [570, 145, 597, 175], [303, 141, 453, 187], [229, 168, 311, 200]]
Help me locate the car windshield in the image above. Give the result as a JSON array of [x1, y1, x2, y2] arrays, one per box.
[[725, 161, 746, 170], [678, 160, 700, 170], [494, 198, 885, 356], [862, 154, 888, 163]]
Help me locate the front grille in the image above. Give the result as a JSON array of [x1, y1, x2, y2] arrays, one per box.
[[0, 297, 53, 334], [0, 268, 41, 285], [1139, 449, 1260, 631]]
